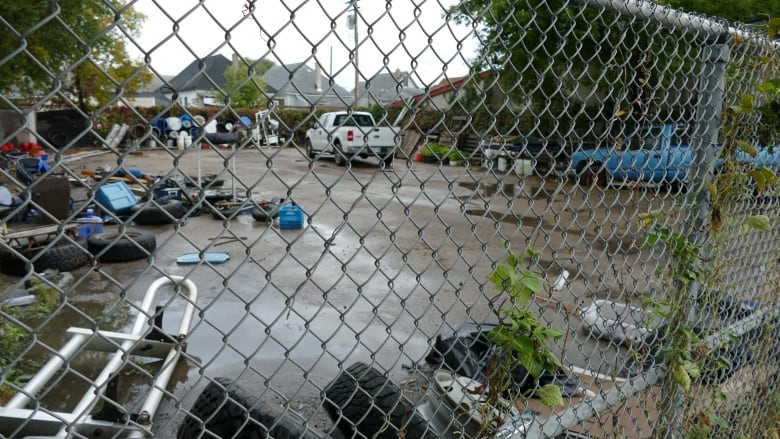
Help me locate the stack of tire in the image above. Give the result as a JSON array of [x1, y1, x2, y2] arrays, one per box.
[[0, 229, 157, 277], [177, 362, 436, 439], [130, 197, 188, 225]]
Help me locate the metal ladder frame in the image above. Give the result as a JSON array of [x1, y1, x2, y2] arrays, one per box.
[[0, 276, 197, 438]]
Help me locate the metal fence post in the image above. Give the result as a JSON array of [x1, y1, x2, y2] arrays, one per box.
[[656, 40, 730, 439]]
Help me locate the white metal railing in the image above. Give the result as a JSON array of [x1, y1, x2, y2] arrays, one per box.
[[0, 276, 197, 438]]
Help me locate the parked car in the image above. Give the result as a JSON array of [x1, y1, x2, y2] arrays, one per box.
[[305, 111, 399, 167]]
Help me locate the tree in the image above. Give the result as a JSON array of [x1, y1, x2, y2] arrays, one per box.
[[0, 0, 151, 112], [660, 0, 780, 23], [449, 0, 780, 139], [220, 59, 274, 108]]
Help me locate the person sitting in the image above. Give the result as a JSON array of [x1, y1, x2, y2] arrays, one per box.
[[0, 184, 25, 221]]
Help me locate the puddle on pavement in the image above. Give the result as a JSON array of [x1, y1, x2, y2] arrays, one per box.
[[464, 209, 542, 228], [457, 180, 548, 200], [6, 285, 359, 413]]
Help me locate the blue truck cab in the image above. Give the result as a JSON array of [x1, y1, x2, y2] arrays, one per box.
[[570, 124, 694, 186], [571, 123, 780, 187]]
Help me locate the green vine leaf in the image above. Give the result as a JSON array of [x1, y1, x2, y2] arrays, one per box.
[[730, 93, 754, 113], [538, 384, 564, 407], [746, 214, 771, 231], [519, 271, 543, 295], [682, 360, 700, 380], [736, 140, 757, 157], [672, 363, 692, 390]]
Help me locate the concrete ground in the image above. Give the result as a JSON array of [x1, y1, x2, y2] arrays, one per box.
[[3, 143, 671, 436]]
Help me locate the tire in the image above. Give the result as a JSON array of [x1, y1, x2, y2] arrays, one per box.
[[0, 238, 90, 277], [333, 143, 345, 166], [87, 229, 157, 263], [306, 139, 316, 159], [578, 163, 606, 188], [587, 164, 608, 188], [131, 199, 186, 225], [324, 362, 435, 439], [382, 154, 394, 168], [251, 198, 283, 222], [178, 377, 324, 439], [211, 205, 250, 220]]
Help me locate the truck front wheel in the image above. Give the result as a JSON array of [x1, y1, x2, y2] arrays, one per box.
[[586, 164, 608, 188], [577, 163, 606, 188]]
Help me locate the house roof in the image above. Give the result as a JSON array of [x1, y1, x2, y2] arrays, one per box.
[[163, 54, 232, 93], [262, 63, 351, 98], [142, 74, 175, 93], [133, 90, 172, 106], [391, 71, 494, 107], [159, 58, 353, 106], [357, 71, 423, 104]]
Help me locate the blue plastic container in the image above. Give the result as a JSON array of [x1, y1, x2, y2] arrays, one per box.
[[180, 114, 195, 129], [279, 204, 304, 229], [77, 208, 104, 238], [95, 181, 138, 215], [153, 118, 169, 135]]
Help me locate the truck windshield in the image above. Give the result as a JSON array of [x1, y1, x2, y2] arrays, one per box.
[[334, 114, 374, 127], [626, 126, 664, 150]]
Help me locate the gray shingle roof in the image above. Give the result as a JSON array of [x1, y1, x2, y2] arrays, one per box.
[[164, 54, 232, 92], [262, 63, 351, 98], [357, 71, 423, 104]]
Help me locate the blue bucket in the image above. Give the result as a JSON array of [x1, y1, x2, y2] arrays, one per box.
[[153, 118, 170, 135], [180, 114, 194, 129], [279, 204, 304, 230]]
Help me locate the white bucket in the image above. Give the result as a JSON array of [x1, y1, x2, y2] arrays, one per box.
[[514, 159, 534, 177], [497, 157, 508, 172]]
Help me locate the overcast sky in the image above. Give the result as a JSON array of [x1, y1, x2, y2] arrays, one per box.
[[130, 0, 479, 90]]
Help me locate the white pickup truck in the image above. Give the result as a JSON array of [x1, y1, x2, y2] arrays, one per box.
[[305, 111, 399, 167]]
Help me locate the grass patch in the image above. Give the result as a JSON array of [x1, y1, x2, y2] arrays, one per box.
[[0, 274, 63, 403]]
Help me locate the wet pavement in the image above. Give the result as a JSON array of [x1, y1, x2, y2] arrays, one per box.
[[3, 144, 677, 436]]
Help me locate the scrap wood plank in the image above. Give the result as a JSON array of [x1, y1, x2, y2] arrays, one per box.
[[80, 171, 153, 185], [2, 223, 78, 241]]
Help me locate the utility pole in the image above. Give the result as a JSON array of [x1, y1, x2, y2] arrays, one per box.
[[348, 0, 360, 106]]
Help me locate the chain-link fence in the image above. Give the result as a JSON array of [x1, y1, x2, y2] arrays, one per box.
[[1, 0, 780, 438]]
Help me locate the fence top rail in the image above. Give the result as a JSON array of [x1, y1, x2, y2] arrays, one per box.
[[580, 0, 773, 45]]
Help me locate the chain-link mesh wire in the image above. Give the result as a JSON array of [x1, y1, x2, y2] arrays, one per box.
[[1, 0, 779, 438]]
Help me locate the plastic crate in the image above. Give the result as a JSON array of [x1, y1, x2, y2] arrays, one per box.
[[279, 204, 304, 229], [95, 181, 138, 215]]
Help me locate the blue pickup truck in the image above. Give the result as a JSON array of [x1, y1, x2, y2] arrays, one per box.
[[570, 123, 780, 187]]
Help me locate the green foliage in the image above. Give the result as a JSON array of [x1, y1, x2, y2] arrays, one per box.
[[485, 244, 564, 435], [419, 143, 450, 158], [640, 225, 705, 287], [0, 1, 151, 111], [219, 60, 273, 108], [659, 0, 780, 23], [0, 276, 61, 397], [447, 148, 468, 162], [0, 310, 30, 370]]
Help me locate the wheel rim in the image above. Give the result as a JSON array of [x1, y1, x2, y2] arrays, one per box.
[[587, 166, 603, 188]]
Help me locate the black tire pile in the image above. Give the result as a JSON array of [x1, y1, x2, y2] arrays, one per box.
[[0, 229, 157, 276], [178, 362, 437, 439]]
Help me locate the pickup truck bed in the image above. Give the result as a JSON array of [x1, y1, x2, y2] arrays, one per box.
[[480, 137, 581, 175]]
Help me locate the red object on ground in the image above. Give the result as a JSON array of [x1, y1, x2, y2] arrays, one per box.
[[415, 152, 423, 162]]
